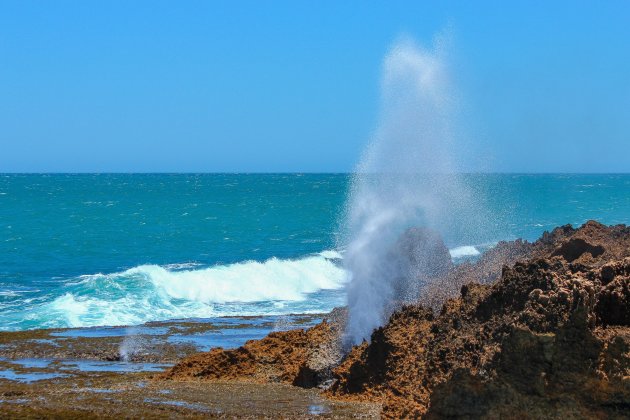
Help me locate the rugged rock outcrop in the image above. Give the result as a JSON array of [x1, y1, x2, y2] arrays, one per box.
[[330, 221, 630, 418], [162, 221, 630, 419], [160, 308, 346, 388]]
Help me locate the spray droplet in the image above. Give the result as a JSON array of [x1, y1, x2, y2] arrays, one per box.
[[342, 36, 487, 346]]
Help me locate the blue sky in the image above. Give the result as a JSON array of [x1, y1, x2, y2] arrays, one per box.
[[1, 1, 628, 172]]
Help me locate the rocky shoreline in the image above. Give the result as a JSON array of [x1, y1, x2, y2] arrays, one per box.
[[1, 221, 628, 418], [0, 314, 379, 418], [163, 221, 630, 418]]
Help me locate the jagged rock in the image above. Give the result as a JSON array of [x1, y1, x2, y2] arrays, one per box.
[[160, 308, 346, 388], [552, 238, 605, 262], [328, 221, 630, 418], [597, 276, 630, 326], [161, 221, 630, 419]]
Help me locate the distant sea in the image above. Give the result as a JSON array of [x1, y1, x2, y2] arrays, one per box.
[[1, 174, 629, 331]]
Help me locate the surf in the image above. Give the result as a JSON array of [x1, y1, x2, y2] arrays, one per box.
[[0, 252, 348, 330]]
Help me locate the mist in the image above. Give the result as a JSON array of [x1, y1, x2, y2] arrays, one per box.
[[342, 36, 487, 346]]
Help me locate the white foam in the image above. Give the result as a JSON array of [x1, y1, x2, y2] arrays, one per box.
[[318, 250, 344, 259], [128, 256, 346, 303], [32, 254, 348, 328], [449, 245, 481, 258], [162, 262, 203, 270]]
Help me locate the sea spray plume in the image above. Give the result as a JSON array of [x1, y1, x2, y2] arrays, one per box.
[[119, 326, 145, 362], [342, 36, 484, 346]]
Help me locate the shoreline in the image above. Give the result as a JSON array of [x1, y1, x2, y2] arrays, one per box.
[[0, 313, 380, 417], [1, 221, 629, 417], [161, 221, 630, 418], [0, 373, 380, 418], [0, 313, 325, 363]]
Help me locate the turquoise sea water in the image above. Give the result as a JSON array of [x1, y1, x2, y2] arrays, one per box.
[[1, 174, 629, 331]]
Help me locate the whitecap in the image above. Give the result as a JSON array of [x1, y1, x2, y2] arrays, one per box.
[[162, 262, 203, 270], [449, 245, 481, 259], [318, 250, 344, 260], [18, 254, 349, 329]]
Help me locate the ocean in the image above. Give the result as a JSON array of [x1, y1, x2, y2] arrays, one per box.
[[1, 173, 629, 331]]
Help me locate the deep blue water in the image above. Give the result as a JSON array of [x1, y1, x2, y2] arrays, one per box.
[[0, 173, 629, 331]]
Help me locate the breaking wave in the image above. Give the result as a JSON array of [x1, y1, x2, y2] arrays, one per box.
[[4, 252, 347, 330]]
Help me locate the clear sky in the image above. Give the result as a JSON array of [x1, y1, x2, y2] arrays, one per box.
[[1, 1, 628, 173]]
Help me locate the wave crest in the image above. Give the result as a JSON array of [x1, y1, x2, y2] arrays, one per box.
[[8, 253, 347, 330]]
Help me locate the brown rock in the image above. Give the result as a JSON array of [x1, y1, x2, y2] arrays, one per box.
[[160, 308, 346, 387], [161, 221, 630, 419]]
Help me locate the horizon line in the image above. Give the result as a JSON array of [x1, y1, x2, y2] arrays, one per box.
[[1, 171, 630, 176]]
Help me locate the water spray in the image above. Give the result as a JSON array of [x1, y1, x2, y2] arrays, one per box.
[[342, 35, 485, 346]]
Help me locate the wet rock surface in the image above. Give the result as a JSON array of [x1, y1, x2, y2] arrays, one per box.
[[164, 221, 630, 419], [0, 371, 380, 418], [0, 314, 371, 418], [0, 314, 322, 364], [161, 308, 346, 389]]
